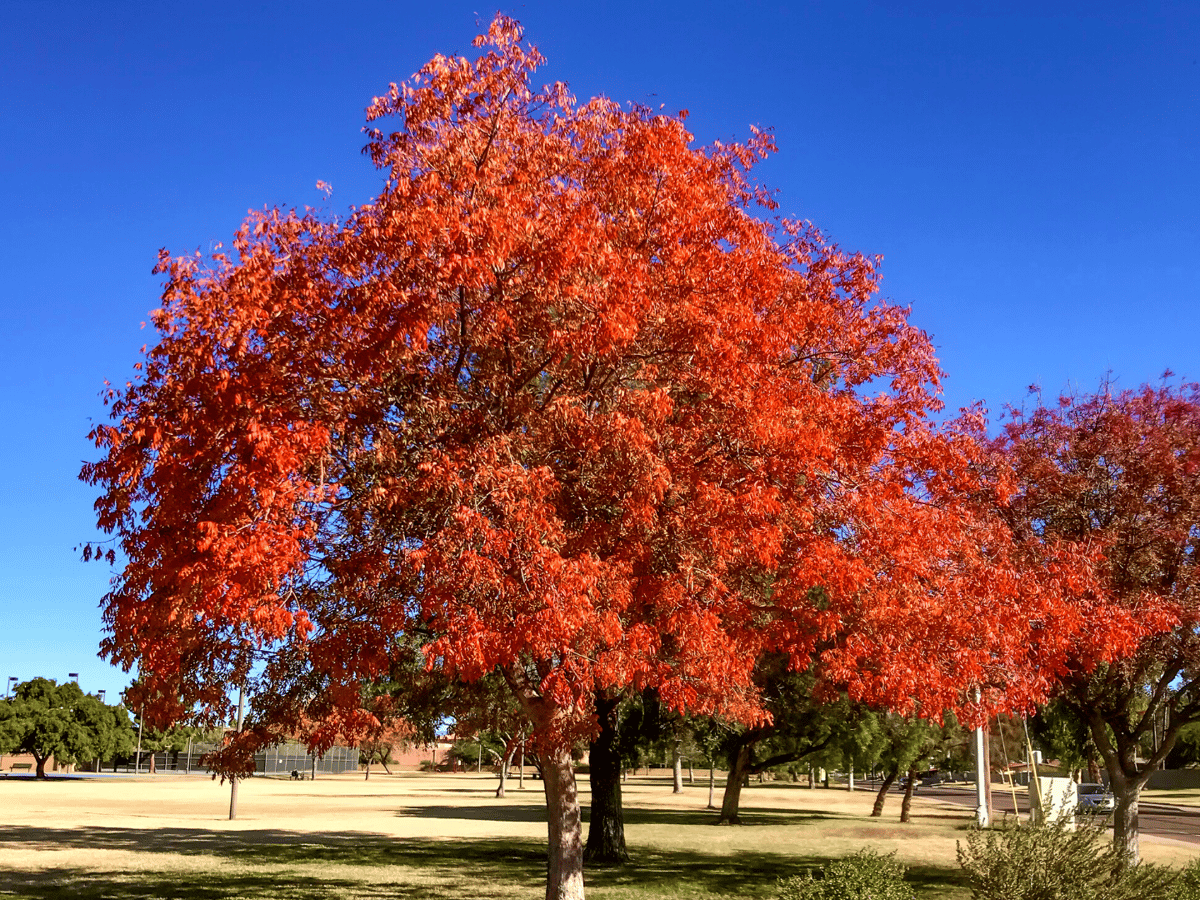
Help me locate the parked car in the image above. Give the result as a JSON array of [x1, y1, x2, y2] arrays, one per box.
[[1075, 783, 1116, 813]]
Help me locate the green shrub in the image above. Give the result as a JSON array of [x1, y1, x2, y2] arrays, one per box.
[[955, 821, 1176, 900], [1178, 857, 1200, 900], [775, 849, 915, 900]]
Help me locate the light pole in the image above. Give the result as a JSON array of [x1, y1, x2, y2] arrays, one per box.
[[974, 687, 989, 828], [98, 690, 106, 703], [135, 705, 144, 774], [6, 677, 16, 698], [69, 672, 79, 683]]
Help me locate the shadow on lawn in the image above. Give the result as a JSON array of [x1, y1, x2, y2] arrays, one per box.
[[0, 826, 970, 899], [394, 803, 849, 827]]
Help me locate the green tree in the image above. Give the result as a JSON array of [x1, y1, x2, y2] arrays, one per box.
[[0, 678, 134, 778]]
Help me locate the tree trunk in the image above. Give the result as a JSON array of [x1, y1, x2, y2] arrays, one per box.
[[497, 743, 518, 799], [365, 759, 371, 781], [539, 745, 586, 900], [148, 753, 156, 774], [847, 764, 854, 791], [707, 764, 716, 809], [900, 761, 919, 823], [672, 741, 683, 794], [584, 695, 629, 865], [871, 766, 899, 817], [1087, 755, 1102, 785], [381, 756, 392, 775], [1091, 718, 1147, 867], [717, 743, 751, 824], [34, 753, 48, 779], [1112, 776, 1141, 865]]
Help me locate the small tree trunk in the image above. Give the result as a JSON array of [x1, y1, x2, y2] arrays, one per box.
[[871, 766, 899, 817], [1087, 755, 1102, 785], [365, 758, 371, 780], [539, 745, 586, 900], [584, 695, 629, 865], [808, 765, 815, 789], [847, 764, 854, 791], [148, 753, 157, 774], [717, 743, 752, 824], [381, 756, 392, 775], [672, 741, 683, 794], [707, 764, 716, 809], [34, 753, 48, 779], [900, 761, 919, 823], [688, 759, 694, 784], [1110, 768, 1150, 867]]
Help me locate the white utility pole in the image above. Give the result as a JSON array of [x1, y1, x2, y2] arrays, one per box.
[[974, 687, 989, 827]]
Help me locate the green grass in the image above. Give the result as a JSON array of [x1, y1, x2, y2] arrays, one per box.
[[0, 816, 972, 899]]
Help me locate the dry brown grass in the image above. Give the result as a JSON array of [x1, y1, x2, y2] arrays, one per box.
[[0, 772, 1195, 898]]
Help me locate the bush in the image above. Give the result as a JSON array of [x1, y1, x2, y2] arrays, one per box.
[[775, 849, 915, 900], [1178, 858, 1200, 900], [956, 821, 1176, 900]]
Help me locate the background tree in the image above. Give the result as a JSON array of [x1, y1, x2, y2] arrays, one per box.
[[715, 660, 853, 824], [1164, 722, 1200, 769], [0, 678, 134, 778], [996, 380, 1200, 864], [83, 18, 1150, 900]]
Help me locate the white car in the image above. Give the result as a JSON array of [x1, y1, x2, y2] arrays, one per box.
[[1075, 783, 1116, 813]]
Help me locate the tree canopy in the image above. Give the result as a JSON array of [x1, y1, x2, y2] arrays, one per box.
[[82, 17, 1147, 899], [996, 379, 1200, 863], [0, 678, 134, 778]]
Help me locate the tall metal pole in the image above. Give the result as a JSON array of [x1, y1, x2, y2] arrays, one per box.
[[135, 705, 144, 774], [229, 688, 245, 820], [974, 687, 989, 827]]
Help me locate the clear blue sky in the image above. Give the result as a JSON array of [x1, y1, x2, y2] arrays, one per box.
[[2, 1, 1197, 702]]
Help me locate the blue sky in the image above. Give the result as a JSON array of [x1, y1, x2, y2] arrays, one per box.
[[1, 1, 1197, 702]]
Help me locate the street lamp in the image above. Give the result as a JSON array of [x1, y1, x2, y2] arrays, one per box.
[[98, 690, 106, 703], [69, 672, 79, 684], [5, 677, 16, 698]]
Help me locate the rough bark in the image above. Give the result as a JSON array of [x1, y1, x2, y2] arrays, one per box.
[[717, 744, 751, 824], [899, 761, 919, 823], [1090, 714, 1156, 867], [584, 695, 629, 865], [871, 766, 899, 817], [34, 753, 48, 779], [539, 745, 586, 900], [1111, 775, 1144, 865]]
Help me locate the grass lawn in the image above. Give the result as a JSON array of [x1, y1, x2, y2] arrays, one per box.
[[0, 771, 1195, 899]]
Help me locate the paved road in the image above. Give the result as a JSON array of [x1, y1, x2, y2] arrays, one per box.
[[909, 783, 1200, 845]]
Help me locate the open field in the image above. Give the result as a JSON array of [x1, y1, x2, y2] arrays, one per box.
[[1, 772, 1197, 899]]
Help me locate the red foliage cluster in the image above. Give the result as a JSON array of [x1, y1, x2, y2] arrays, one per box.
[[82, 17, 1144, 772]]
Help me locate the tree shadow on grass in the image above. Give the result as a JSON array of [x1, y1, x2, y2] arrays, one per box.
[[393, 803, 849, 827], [0, 826, 971, 899]]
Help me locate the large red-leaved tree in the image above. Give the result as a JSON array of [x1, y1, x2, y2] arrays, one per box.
[[995, 380, 1198, 864], [83, 19, 1147, 899]]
